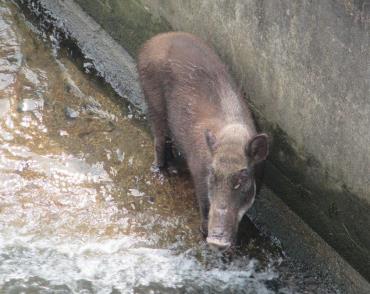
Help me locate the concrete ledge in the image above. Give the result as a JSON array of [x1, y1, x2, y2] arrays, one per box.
[[248, 187, 370, 293], [18, 0, 146, 112]]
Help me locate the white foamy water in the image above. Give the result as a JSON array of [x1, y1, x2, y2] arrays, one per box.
[[0, 233, 279, 293]]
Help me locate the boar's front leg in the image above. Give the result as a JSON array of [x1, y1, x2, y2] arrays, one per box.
[[192, 165, 210, 237]]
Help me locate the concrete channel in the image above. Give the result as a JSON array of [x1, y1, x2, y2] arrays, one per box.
[[15, 0, 370, 293]]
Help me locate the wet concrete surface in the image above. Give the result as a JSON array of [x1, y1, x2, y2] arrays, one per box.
[[0, 1, 367, 293]]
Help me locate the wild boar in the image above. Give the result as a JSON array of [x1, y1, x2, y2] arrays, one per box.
[[137, 32, 268, 251]]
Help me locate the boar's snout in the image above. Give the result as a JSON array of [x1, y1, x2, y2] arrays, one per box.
[[207, 207, 237, 252]]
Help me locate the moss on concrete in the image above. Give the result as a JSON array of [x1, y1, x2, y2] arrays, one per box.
[[74, 0, 170, 57]]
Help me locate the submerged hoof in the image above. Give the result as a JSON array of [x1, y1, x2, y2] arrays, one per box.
[[167, 165, 178, 176], [150, 162, 164, 173], [200, 222, 208, 238]]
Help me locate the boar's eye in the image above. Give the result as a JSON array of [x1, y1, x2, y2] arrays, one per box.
[[229, 169, 251, 190]]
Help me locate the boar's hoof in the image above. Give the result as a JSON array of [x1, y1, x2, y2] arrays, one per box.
[[167, 165, 178, 175], [150, 162, 163, 173], [206, 237, 231, 252], [199, 222, 208, 238]]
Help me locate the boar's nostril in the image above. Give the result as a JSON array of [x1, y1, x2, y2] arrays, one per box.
[[206, 237, 231, 252]]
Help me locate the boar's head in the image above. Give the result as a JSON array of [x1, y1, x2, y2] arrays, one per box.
[[205, 129, 268, 251]]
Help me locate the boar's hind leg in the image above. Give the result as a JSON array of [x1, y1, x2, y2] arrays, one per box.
[[139, 67, 167, 168], [152, 122, 167, 169], [146, 99, 167, 169]]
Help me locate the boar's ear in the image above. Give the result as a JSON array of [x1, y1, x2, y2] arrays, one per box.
[[246, 133, 269, 163], [205, 129, 218, 153]]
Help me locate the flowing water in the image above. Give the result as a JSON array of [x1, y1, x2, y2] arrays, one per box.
[[0, 1, 339, 293]]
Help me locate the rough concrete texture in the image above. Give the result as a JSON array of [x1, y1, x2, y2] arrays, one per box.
[[20, 0, 370, 284], [74, 0, 370, 280]]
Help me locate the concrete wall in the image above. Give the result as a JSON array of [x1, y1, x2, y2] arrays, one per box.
[[75, 0, 370, 279]]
